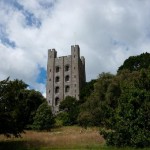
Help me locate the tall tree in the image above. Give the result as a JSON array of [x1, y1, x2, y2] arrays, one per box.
[[0, 78, 27, 136], [101, 69, 150, 147], [118, 52, 150, 72], [0, 78, 45, 136]]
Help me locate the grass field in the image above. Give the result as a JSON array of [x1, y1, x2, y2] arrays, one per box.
[[0, 126, 149, 150]]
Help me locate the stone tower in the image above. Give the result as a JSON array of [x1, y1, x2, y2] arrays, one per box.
[[46, 45, 86, 113]]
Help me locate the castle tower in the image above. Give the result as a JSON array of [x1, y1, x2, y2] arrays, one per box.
[[46, 45, 86, 113]]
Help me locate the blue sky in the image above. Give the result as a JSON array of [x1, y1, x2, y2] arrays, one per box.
[[0, 0, 150, 96]]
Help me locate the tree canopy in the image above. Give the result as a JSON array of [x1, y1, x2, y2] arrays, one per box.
[[32, 102, 55, 131], [0, 78, 45, 136], [118, 52, 150, 72], [58, 96, 79, 125], [78, 52, 150, 148]]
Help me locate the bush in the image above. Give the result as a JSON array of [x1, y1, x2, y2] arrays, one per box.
[[32, 102, 55, 131]]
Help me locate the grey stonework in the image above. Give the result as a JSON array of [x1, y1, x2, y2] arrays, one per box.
[[46, 45, 86, 113]]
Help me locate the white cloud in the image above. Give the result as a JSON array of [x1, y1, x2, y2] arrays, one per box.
[[0, 0, 150, 94]]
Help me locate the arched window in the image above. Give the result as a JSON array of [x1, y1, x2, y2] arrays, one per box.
[[55, 86, 59, 93], [65, 85, 70, 92], [55, 76, 59, 82], [55, 97, 59, 106], [65, 75, 69, 82], [56, 66, 59, 73], [65, 65, 69, 71]]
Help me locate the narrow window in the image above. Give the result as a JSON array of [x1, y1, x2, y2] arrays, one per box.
[[65, 75, 69, 82], [55, 86, 59, 93], [55, 97, 59, 106], [49, 90, 50, 93], [65, 65, 69, 71], [56, 66, 59, 72], [65, 86, 70, 92], [55, 76, 59, 82], [50, 69, 51, 72]]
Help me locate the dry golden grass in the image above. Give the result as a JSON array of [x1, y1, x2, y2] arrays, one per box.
[[0, 126, 105, 149]]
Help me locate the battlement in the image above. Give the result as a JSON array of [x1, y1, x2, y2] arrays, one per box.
[[48, 48, 57, 58]]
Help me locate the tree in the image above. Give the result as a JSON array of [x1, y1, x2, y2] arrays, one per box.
[[0, 78, 28, 137], [78, 73, 116, 127], [79, 79, 97, 104], [32, 102, 55, 131], [101, 69, 150, 148], [19, 89, 45, 129], [118, 52, 150, 72], [59, 96, 79, 125], [0, 78, 45, 136]]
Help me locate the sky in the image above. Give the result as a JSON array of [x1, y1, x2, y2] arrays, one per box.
[[0, 0, 150, 96]]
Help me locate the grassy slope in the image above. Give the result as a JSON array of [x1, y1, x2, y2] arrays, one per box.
[[0, 126, 149, 150]]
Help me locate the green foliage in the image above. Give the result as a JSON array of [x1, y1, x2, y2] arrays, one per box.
[[32, 102, 55, 131], [79, 56, 150, 148], [79, 79, 97, 104], [77, 111, 93, 128], [0, 77, 45, 136], [19, 90, 45, 129], [118, 52, 150, 72], [55, 111, 70, 126], [0, 78, 28, 137], [100, 69, 150, 148], [79, 72, 116, 127], [59, 96, 79, 125]]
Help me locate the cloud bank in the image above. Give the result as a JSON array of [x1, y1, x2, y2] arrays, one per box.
[[0, 0, 150, 94]]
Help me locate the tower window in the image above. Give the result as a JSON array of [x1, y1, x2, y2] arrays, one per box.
[[65, 85, 70, 92], [55, 97, 59, 106], [65, 65, 69, 71], [65, 75, 69, 82], [50, 69, 51, 72], [56, 66, 59, 72], [55, 76, 59, 82], [49, 90, 50, 93], [55, 86, 59, 93]]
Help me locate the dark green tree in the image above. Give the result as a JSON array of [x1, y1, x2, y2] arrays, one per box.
[[32, 102, 55, 131], [0, 78, 45, 136], [19, 89, 45, 129], [118, 52, 150, 72], [78, 73, 116, 126], [59, 96, 79, 125], [79, 79, 97, 104], [0, 78, 28, 136], [101, 69, 150, 148]]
